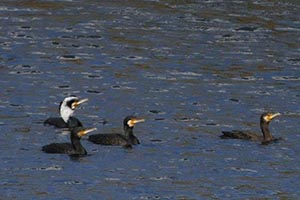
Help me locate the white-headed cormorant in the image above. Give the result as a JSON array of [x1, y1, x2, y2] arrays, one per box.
[[44, 96, 88, 128]]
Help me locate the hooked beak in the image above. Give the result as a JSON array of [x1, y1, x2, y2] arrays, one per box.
[[267, 112, 281, 121], [132, 118, 145, 124], [78, 127, 97, 137], [128, 118, 145, 127], [72, 98, 88, 109]]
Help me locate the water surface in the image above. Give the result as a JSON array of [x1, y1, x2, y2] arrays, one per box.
[[1, 1, 300, 199]]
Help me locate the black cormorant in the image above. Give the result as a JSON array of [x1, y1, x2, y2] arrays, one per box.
[[42, 127, 97, 155], [44, 96, 88, 128], [220, 112, 281, 144], [88, 116, 145, 147]]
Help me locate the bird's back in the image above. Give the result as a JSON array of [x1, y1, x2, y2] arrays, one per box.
[[220, 130, 262, 141], [42, 143, 73, 154], [43, 117, 83, 128], [44, 117, 68, 128], [88, 133, 128, 145]]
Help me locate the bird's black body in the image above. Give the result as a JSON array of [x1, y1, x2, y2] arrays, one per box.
[[88, 133, 128, 145], [42, 143, 77, 154], [220, 112, 281, 144], [42, 127, 95, 156], [44, 117, 68, 128], [44, 117, 83, 128], [88, 116, 143, 147], [220, 130, 262, 140], [88, 131, 140, 146]]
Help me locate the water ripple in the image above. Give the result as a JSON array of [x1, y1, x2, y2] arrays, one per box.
[[272, 76, 300, 81]]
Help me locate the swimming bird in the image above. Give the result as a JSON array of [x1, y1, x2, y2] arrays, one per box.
[[220, 112, 281, 144], [42, 127, 97, 156], [88, 116, 145, 147], [44, 96, 88, 128]]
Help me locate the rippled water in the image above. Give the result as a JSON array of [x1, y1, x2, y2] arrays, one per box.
[[1, 1, 300, 199]]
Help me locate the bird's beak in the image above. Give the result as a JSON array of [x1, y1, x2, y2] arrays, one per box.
[[78, 127, 97, 137], [132, 118, 145, 124], [128, 118, 145, 127], [268, 112, 281, 121], [72, 98, 88, 109]]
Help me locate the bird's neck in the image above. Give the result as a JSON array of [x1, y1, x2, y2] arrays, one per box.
[[60, 106, 74, 123], [71, 135, 87, 155], [124, 126, 134, 137], [124, 126, 139, 145], [260, 122, 272, 141]]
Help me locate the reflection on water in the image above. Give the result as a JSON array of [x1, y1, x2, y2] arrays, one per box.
[[1, 0, 300, 199]]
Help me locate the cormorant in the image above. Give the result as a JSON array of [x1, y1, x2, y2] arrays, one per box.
[[44, 96, 88, 128], [88, 116, 145, 147], [42, 127, 97, 155], [220, 112, 281, 144]]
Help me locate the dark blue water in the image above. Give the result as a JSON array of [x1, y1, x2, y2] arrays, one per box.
[[1, 1, 300, 199]]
